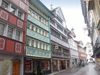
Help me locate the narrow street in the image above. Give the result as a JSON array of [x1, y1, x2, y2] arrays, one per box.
[[55, 64, 99, 75]]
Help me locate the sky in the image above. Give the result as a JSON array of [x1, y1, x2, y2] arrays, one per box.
[[40, 0, 91, 45]]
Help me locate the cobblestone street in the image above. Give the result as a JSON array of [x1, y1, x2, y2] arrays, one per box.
[[54, 64, 98, 75]]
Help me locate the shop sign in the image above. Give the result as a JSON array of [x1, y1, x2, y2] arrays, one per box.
[[0, 37, 5, 50], [15, 43, 22, 53], [17, 19, 23, 28], [0, 9, 8, 20]]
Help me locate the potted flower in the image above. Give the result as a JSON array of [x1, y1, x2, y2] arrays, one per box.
[[33, 70, 37, 75], [40, 69, 44, 75]]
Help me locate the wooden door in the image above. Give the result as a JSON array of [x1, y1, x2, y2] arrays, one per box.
[[67, 60, 69, 67], [12, 61, 20, 75]]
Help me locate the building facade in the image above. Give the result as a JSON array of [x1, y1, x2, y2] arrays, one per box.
[[77, 41, 87, 65], [50, 7, 70, 73], [68, 30, 79, 68], [24, 0, 54, 75], [81, 0, 100, 70], [0, 0, 29, 75], [86, 42, 93, 63]]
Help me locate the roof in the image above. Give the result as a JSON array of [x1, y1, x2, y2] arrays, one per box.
[[30, 0, 54, 18]]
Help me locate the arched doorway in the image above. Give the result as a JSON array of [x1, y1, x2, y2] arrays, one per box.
[[12, 59, 20, 75]]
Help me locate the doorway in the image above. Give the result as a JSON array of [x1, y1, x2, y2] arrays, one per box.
[[12, 59, 20, 75], [67, 60, 69, 68]]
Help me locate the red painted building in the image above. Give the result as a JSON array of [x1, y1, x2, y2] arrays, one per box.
[[0, 0, 29, 75]]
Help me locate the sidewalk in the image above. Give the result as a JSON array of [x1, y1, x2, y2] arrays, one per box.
[[48, 67, 81, 75], [94, 66, 100, 75]]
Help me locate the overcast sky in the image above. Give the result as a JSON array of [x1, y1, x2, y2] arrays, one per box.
[[40, 0, 91, 45]]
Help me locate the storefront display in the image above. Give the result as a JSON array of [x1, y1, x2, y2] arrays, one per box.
[[41, 61, 50, 71], [25, 60, 33, 73], [52, 60, 57, 72]]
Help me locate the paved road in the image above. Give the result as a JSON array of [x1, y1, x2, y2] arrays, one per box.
[[55, 64, 99, 75]]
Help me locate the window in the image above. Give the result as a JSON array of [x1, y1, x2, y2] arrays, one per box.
[[27, 22, 31, 29], [16, 30, 20, 40], [27, 38, 31, 46], [39, 16, 41, 21], [28, 9, 31, 14], [18, 11, 22, 18], [10, 6, 15, 14], [42, 31, 44, 35], [39, 29, 41, 34], [7, 26, 13, 38], [36, 41, 38, 48], [1, 0, 8, 10], [32, 11, 35, 17], [46, 45, 49, 50], [21, 0, 26, 3], [45, 32, 48, 37], [32, 25, 34, 31], [40, 42, 42, 49], [32, 40, 34, 47], [36, 27, 38, 32], [43, 43, 45, 50], [0, 24, 4, 35], [35, 14, 38, 19]]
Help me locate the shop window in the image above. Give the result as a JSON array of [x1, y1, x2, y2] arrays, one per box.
[[1, 0, 8, 10], [16, 30, 20, 41], [18, 11, 22, 19], [0, 24, 4, 35], [41, 61, 50, 71], [7, 26, 13, 38], [10, 6, 15, 14], [25, 60, 33, 73]]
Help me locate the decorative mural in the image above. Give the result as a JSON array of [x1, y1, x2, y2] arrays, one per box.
[[15, 43, 22, 53], [0, 37, 5, 50], [0, 9, 9, 21], [27, 29, 50, 43], [26, 46, 51, 58], [28, 15, 49, 31]]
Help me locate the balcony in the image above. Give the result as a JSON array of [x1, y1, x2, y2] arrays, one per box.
[[51, 35, 69, 48], [52, 49, 70, 58]]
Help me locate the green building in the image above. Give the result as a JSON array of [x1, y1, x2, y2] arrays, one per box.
[[24, 0, 54, 75]]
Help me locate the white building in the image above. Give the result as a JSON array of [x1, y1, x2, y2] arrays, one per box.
[[86, 42, 93, 63], [68, 29, 79, 68]]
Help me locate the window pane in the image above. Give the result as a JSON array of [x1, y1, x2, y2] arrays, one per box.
[[16, 30, 20, 40], [27, 22, 31, 29], [7, 27, 13, 38], [32, 25, 34, 31], [32, 40, 34, 47], [10, 6, 15, 14], [0, 24, 4, 35], [1, 0, 8, 10], [36, 41, 38, 48], [18, 11, 22, 18], [21, 0, 26, 2]]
